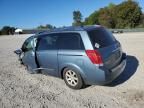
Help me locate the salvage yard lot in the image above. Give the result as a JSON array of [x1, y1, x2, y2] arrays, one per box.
[[0, 33, 144, 108]]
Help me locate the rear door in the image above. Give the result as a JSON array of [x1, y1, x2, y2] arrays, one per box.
[[57, 33, 85, 71], [87, 27, 122, 69], [36, 34, 58, 76]]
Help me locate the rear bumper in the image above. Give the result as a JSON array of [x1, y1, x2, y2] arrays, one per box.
[[85, 53, 126, 85], [102, 53, 127, 85], [106, 54, 126, 83]]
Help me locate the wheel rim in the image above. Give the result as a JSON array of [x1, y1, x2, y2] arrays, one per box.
[[65, 70, 78, 86]]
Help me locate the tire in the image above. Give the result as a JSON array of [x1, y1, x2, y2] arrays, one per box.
[[63, 68, 84, 89]]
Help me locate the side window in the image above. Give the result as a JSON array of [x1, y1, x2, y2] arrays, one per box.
[[37, 35, 58, 51], [22, 36, 34, 52], [58, 33, 84, 50]]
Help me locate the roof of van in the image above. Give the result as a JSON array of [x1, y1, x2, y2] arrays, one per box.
[[36, 25, 102, 35]]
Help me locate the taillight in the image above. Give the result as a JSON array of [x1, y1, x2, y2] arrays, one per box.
[[86, 50, 103, 66]]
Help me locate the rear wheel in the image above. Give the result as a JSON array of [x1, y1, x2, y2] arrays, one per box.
[[63, 68, 84, 89]]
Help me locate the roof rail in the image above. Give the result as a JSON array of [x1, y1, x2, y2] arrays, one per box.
[[36, 25, 102, 35]]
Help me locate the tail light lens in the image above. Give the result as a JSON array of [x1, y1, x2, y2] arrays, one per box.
[[86, 50, 103, 66]]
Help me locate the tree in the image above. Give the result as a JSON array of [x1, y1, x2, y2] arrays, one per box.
[[83, 3, 116, 28], [107, 3, 117, 28], [83, 0, 142, 29], [1, 26, 15, 35], [98, 7, 115, 28], [45, 24, 56, 29], [115, 0, 142, 28], [83, 11, 99, 25], [139, 13, 144, 27], [37, 24, 56, 29], [1, 26, 11, 35], [10, 27, 15, 34], [37, 25, 45, 29], [108, 3, 116, 9], [72, 11, 83, 26], [142, 13, 144, 27]]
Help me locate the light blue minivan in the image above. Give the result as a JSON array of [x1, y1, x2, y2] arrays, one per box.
[[15, 25, 126, 89]]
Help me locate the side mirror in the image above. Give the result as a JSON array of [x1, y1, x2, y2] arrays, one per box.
[[14, 49, 22, 55]]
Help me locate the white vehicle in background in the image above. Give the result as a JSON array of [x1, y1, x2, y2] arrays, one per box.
[[111, 30, 123, 33], [15, 28, 23, 34]]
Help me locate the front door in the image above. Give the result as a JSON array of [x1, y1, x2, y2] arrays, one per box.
[[22, 36, 37, 71]]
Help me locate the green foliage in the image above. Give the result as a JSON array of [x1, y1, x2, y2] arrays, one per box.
[[0, 26, 15, 35], [83, 0, 142, 29], [72, 11, 83, 26], [108, 3, 116, 9], [83, 11, 99, 25], [115, 0, 142, 28], [139, 13, 144, 27], [98, 7, 115, 28], [37, 24, 56, 29]]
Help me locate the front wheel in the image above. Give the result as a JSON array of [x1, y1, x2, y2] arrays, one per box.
[[63, 68, 84, 89]]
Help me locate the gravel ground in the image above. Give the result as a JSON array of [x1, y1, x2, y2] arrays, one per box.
[[0, 33, 144, 108]]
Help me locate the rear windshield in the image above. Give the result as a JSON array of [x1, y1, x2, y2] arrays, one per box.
[[88, 28, 116, 49]]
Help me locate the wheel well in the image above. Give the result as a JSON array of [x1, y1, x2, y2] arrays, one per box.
[[60, 67, 67, 79], [61, 66, 87, 88], [60, 66, 84, 80]]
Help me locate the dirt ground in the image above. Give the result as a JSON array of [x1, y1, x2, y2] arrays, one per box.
[[0, 33, 144, 108]]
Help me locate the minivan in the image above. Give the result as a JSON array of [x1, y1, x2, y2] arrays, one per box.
[[15, 25, 126, 89]]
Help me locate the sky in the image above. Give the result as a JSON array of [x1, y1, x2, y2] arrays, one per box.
[[0, 0, 144, 29]]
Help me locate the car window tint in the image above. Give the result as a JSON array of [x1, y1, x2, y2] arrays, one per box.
[[57, 33, 84, 50], [37, 35, 58, 51], [88, 28, 116, 49]]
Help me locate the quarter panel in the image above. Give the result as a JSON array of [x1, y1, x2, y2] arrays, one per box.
[[58, 50, 87, 80], [58, 50, 106, 85]]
